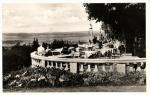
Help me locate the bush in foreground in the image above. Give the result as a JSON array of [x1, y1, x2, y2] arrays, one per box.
[[3, 67, 146, 89]]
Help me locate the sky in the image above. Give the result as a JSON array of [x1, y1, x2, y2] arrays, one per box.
[[2, 3, 101, 33]]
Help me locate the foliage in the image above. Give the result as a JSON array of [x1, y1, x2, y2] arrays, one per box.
[[3, 38, 40, 73], [3, 45, 32, 73], [3, 67, 84, 89], [32, 38, 39, 51], [84, 3, 145, 57], [3, 67, 146, 89], [49, 39, 78, 49], [92, 36, 97, 44], [82, 71, 146, 86]]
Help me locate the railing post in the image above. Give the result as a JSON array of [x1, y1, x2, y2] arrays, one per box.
[[86, 64, 91, 72], [79, 63, 84, 72], [109, 63, 113, 72], [102, 64, 106, 72], [47, 61, 50, 68], [141, 62, 146, 72], [41, 60, 45, 67], [116, 63, 126, 74], [129, 63, 134, 72], [70, 62, 77, 73], [125, 63, 130, 74], [55, 62, 58, 68], [137, 63, 141, 72], [105, 63, 110, 72], [93, 64, 98, 72], [50, 61, 54, 68], [31, 59, 36, 68], [113, 63, 117, 72], [37, 60, 39, 66], [60, 62, 63, 70], [64, 63, 69, 71], [39, 60, 41, 66]]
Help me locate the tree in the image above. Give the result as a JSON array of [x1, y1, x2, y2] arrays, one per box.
[[42, 42, 48, 49], [84, 3, 145, 57], [3, 44, 32, 73], [93, 36, 97, 44], [32, 38, 39, 51]]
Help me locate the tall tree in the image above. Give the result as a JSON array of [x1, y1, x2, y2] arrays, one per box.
[[32, 37, 39, 51], [84, 3, 145, 57]]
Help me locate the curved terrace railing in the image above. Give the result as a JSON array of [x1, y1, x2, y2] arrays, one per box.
[[31, 52, 146, 74]]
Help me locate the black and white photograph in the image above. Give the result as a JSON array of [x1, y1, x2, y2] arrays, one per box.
[[2, 2, 147, 92]]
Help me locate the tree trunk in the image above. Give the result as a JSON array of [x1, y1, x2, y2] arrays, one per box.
[[126, 37, 134, 55]]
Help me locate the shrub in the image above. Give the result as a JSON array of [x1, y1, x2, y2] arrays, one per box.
[[3, 67, 146, 89]]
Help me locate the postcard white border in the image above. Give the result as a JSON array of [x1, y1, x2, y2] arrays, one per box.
[[0, 0, 150, 95]]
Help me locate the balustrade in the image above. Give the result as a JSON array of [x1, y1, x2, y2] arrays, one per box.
[[31, 52, 146, 74]]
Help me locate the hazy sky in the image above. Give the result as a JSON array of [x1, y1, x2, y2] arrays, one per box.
[[2, 4, 101, 33]]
